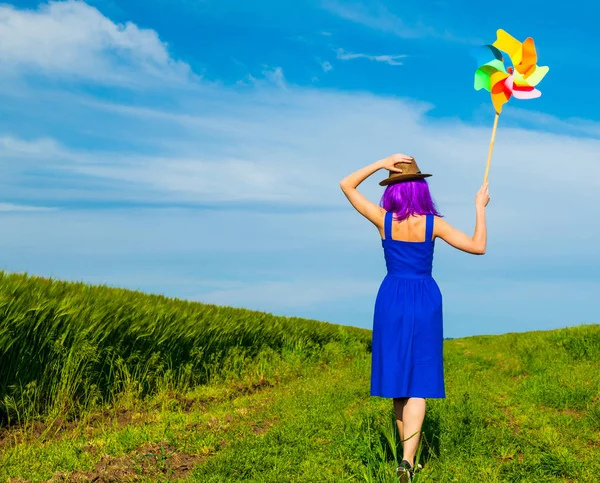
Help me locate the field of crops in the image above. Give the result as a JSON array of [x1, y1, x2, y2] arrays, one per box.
[[0, 271, 370, 426]]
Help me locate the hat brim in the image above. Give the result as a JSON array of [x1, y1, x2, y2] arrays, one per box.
[[379, 173, 432, 186]]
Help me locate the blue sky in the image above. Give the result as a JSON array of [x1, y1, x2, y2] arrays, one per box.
[[1, 0, 599, 338]]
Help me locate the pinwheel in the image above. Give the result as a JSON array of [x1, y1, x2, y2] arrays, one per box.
[[473, 29, 549, 182]]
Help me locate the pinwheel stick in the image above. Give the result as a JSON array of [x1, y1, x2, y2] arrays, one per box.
[[483, 112, 500, 183]]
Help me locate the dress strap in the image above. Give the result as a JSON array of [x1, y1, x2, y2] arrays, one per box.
[[384, 211, 393, 240], [425, 214, 434, 242]]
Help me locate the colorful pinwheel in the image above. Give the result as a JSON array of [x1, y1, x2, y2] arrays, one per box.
[[473, 29, 549, 182]]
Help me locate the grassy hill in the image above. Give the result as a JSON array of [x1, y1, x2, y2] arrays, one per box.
[[0, 271, 599, 482]]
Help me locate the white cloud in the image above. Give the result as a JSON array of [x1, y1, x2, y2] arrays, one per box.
[[321, 60, 333, 72], [3, 86, 600, 212], [69, 156, 298, 203], [0, 203, 56, 212], [322, 0, 479, 44], [322, 1, 428, 39], [262, 66, 286, 88], [0, 136, 63, 157], [336, 48, 407, 66], [0, 0, 192, 86], [504, 108, 600, 139], [237, 66, 287, 89]]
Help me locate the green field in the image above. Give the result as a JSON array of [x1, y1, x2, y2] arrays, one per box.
[[1, 271, 599, 482]]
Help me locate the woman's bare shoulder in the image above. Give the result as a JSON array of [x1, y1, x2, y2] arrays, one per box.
[[432, 216, 453, 236]]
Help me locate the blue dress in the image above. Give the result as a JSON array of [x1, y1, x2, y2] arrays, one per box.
[[370, 211, 446, 399]]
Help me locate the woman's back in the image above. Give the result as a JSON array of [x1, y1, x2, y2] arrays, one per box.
[[381, 211, 435, 280], [379, 213, 433, 243]]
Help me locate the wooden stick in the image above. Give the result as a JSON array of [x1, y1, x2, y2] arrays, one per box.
[[483, 112, 500, 184]]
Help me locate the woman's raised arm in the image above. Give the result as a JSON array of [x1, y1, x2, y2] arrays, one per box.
[[434, 183, 489, 255], [340, 154, 412, 226]]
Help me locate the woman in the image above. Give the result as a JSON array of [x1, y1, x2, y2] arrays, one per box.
[[340, 153, 489, 482]]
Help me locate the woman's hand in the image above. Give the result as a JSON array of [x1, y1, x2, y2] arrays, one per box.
[[378, 154, 414, 172], [475, 182, 490, 208]]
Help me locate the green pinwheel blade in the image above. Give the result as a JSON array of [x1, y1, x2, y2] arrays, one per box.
[[474, 59, 508, 92], [474, 69, 492, 91]]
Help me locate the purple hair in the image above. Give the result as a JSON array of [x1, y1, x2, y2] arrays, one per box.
[[380, 179, 442, 222]]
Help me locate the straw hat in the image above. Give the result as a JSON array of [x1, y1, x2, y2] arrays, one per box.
[[379, 157, 432, 186]]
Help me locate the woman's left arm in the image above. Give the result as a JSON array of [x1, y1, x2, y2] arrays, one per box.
[[339, 154, 412, 226]]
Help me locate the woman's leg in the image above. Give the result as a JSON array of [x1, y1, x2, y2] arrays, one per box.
[[393, 397, 407, 443], [399, 397, 426, 466]]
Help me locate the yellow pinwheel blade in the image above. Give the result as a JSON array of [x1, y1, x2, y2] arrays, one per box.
[[493, 29, 523, 66], [525, 64, 549, 86]]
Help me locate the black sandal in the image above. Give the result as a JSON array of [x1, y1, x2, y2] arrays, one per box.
[[396, 459, 422, 482]]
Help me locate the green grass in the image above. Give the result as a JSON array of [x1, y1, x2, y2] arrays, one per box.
[[1, 272, 599, 482]]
